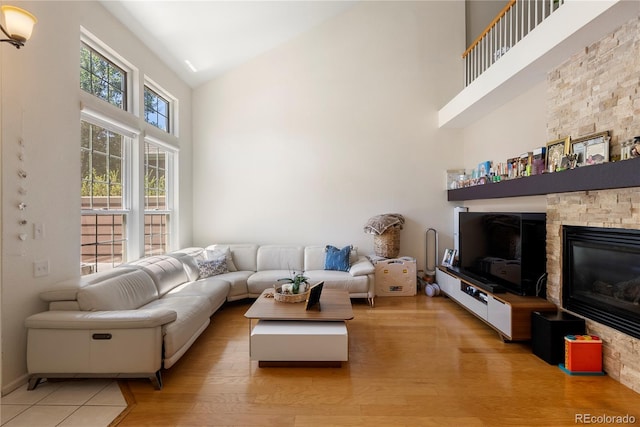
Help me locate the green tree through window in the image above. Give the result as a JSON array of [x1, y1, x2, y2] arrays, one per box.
[[144, 86, 169, 132], [144, 143, 170, 256], [80, 43, 126, 109], [81, 121, 127, 273]]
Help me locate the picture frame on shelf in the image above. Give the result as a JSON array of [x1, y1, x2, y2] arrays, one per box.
[[571, 131, 610, 167], [545, 136, 571, 173], [507, 157, 519, 179], [442, 249, 456, 267], [571, 140, 587, 167], [587, 132, 610, 165]]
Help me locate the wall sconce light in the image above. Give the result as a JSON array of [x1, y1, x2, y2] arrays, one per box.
[[1, 5, 37, 49]]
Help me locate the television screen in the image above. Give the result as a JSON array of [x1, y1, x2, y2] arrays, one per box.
[[458, 212, 546, 295]]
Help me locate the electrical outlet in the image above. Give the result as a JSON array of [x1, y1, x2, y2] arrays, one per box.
[[34, 260, 49, 277]]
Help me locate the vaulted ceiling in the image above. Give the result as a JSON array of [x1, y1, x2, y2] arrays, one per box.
[[102, 1, 357, 88]]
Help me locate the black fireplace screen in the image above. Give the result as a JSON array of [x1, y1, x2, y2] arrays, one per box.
[[563, 226, 640, 339]]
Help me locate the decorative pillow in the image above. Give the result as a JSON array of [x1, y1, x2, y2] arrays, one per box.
[[206, 247, 237, 272], [197, 258, 227, 279], [324, 245, 352, 272]]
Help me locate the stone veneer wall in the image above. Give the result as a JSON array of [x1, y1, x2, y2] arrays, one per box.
[[546, 190, 640, 392], [545, 15, 640, 393], [547, 16, 640, 158]]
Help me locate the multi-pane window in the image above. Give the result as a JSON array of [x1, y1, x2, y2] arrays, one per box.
[[80, 42, 126, 109], [144, 142, 171, 256], [80, 34, 178, 274], [144, 86, 170, 132], [81, 121, 128, 273]]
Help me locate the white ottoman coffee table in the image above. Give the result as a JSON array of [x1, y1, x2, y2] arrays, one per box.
[[244, 288, 354, 367], [250, 320, 348, 366]]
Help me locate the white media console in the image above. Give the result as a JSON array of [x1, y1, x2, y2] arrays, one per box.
[[436, 267, 555, 341]]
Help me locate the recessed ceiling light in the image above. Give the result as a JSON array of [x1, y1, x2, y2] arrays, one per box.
[[184, 60, 197, 72]]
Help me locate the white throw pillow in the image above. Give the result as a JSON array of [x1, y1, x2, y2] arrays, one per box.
[[206, 247, 237, 272]]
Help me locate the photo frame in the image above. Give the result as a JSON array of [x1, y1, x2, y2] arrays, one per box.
[[442, 249, 456, 267], [571, 131, 611, 166], [570, 131, 610, 166], [571, 141, 587, 167], [545, 136, 570, 173], [305, 281, 324, 311]]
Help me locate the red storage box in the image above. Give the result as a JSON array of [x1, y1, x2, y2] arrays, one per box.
[[564, 335, 602, 372]]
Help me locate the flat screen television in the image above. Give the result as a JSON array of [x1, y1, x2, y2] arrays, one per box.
[[456, 212, 547, 296]]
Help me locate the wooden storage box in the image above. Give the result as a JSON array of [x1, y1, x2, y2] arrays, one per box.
[[375, 257, 416, 296]]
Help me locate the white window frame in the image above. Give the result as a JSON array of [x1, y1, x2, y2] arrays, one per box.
[[143, 137, 177, 256], [79, 30, 180, 271], [80, 28, 138, 116], [141, 78, 179, 257], [80, 114, 136, 272], [144, 78, 175, 135]]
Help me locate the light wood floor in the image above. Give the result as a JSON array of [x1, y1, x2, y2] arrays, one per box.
[[116, 294, 640, 426]]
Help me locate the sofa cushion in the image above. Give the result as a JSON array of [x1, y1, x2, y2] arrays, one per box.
[[349, 256, 376, 276], [247, 270, 293, 294], [77, 270, 158, 311], [40, 267, 138, 302], [256, 245, 304, 271], [141, 295, 211, 361], [206, 244, 258, 272], [168, 253, 200, 282], [304, 270, 370, 293], [197, 257, 227, 278], [324, 245, 352, 272], [128, 255, 189, 296], [164, 278, 230, 313], [216, 271, 253, 299]]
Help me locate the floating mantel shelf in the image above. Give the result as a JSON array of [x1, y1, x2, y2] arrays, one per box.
[[447, 158, 640, 202]]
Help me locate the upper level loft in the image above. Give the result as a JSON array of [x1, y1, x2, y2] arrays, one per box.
[[439, 0, 639, 128]]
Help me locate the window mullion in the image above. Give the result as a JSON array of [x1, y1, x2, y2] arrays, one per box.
[[128, 134, 144, 261]]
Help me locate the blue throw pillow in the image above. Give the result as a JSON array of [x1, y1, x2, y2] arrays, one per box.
[[324, 245, 352, 272]]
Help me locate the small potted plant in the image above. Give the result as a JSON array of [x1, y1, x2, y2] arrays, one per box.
[[278, 271, 309, 294]]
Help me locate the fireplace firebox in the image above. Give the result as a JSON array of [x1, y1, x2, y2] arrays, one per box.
[[563, 225, 640, 339]]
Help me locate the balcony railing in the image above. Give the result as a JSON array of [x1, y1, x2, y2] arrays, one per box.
[[463, 0, 564, 86]]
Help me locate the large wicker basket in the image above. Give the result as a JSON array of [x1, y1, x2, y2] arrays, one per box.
[[374, 226, 401, 258], [273, 287, 309, 303]]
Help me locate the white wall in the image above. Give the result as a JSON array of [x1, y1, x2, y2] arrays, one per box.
[[466, 0, 506, 47], [192, 1, 466, 270], [460, 80, 548, 212], [0, 0, 193, 393]]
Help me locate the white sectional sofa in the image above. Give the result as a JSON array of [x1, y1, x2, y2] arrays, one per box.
[[25, 244, 375, 390], [209, 244, 375, 303]]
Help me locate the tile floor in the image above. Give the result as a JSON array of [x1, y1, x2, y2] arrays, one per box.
[[1, 379, 126, 427]]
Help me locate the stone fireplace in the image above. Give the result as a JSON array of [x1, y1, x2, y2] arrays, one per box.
[[562, 225, 640, 339], [547, 189, 640, 392], [544, 14, 640, 393]]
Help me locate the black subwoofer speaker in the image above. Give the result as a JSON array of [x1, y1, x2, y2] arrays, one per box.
[[531, 311, 585, 365]]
